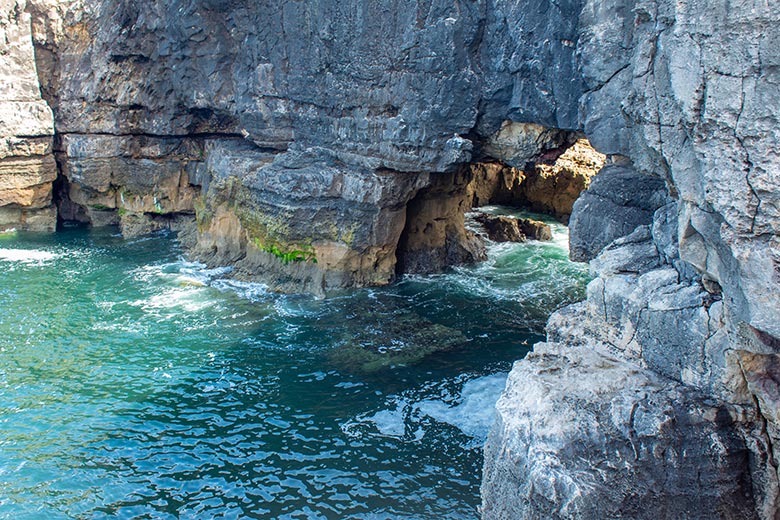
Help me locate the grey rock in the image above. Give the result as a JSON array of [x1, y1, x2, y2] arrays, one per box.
[[569, 165, 668, 262], [483, 339, 757, 520]]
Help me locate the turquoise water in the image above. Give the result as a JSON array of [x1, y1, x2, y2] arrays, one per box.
[[0, 208, 588, 519]]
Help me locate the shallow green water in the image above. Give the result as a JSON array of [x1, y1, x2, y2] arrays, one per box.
[[0, 208, 588, 519]]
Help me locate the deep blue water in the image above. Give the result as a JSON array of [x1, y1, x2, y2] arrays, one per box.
[[0, 208, 588, 519]]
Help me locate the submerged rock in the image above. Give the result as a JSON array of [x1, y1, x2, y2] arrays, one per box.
[[326, 307, 467, 373]]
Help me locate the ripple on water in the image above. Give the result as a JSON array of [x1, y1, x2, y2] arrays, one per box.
[[0, 219, 588, 519]]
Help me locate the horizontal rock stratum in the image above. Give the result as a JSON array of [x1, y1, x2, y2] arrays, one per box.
[[0, 0, 778, 517]]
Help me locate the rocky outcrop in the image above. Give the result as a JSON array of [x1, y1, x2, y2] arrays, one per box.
[[484, 210, 765, 517], [483, 338, 757, 519], [4, 0, 779, 517], [395, 167, 486, 275], [518, 217, 553, 242], [473, 212, 552, 243], [568, 163, 668, 261], [483, 0, 780, 517], [0, 0, 57, 231], [192, 140, 431, 293], [466, 135, 605, 221], [474, 213, 527, 243]]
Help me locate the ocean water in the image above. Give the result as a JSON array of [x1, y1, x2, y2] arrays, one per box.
[[0, 208, 588, 519]]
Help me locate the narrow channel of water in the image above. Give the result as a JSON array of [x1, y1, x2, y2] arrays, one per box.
[[0, 208, 588, 519]]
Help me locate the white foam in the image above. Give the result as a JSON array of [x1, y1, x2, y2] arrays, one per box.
[[343, 373, 509, 448], [0, 248, 57, 264], [415, 373, 508, 444], [212, 279, 269, 301], [367, 402, 408, 438], [133, 286, 216, 314]]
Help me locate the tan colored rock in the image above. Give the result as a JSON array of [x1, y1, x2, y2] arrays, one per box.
[[523, 138, 606, 219], [396, 169, 486, 274], [0, 156, 57, 190], [482, 121, 570, 167], [0, 205, 55, 232], [466, 162, 525, 207], [58, 135, 203, 225], [0, 182, 52, 207], [0, 0, 57, 230], [473, 213, 527, 242], [0, 136, 53, 159]]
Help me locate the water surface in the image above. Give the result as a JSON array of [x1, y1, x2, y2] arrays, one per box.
[[0, 209, 588, 519]]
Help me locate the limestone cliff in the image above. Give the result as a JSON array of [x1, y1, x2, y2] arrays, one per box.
[[0, 0, 56, 230], [0, 0, 778, 517], [481, 1, 780, 518]]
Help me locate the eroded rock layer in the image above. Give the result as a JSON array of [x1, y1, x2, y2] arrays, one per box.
[[0, 0, 56, 231], [2, 0, 779, 517]]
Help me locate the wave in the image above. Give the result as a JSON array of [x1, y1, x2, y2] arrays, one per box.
[[0, 248, 58, 264]]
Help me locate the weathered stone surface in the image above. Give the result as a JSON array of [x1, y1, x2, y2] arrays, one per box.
[[569, 164, 668, 262], [474, 213, 527, 243], [480, 122, 571, 168], [522, 138, 605, 220], [192, 140, 431, 294], [0, 0, 57, 230], [466, 162, 524, 208], [518, 217, 553, 242], [483, 339, 757, 520], [0, 156, 57, 191], [397, 169, 487, 274], [490, 193, 779, 517], [473, 212, 552, 244], [57, 133, 202, 230], [466, 137, 603, 222]]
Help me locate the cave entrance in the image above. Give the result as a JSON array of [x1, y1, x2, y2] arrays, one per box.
[[395, 123, 605, 276], [467, 132, 605, 224]]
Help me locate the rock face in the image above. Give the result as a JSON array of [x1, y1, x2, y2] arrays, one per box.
[[483, 338, 757, 520], [522, 138, 606, 220], [466, 136, 605, 221], [568, 163, 668, 261], [5, 0, 780, 517], [0, 0, 57, 231], [192, 140, 431, 293], [473, 212, 553, 243], [395, 168, 486, 275], [481, 1, 780, 517]]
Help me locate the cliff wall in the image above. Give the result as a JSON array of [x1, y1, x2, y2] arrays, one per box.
[[0, 0, 778, 517], [0, 0, 56, 230]]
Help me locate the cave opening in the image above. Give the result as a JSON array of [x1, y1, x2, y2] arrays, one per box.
[[395, 123, 605, 276]]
